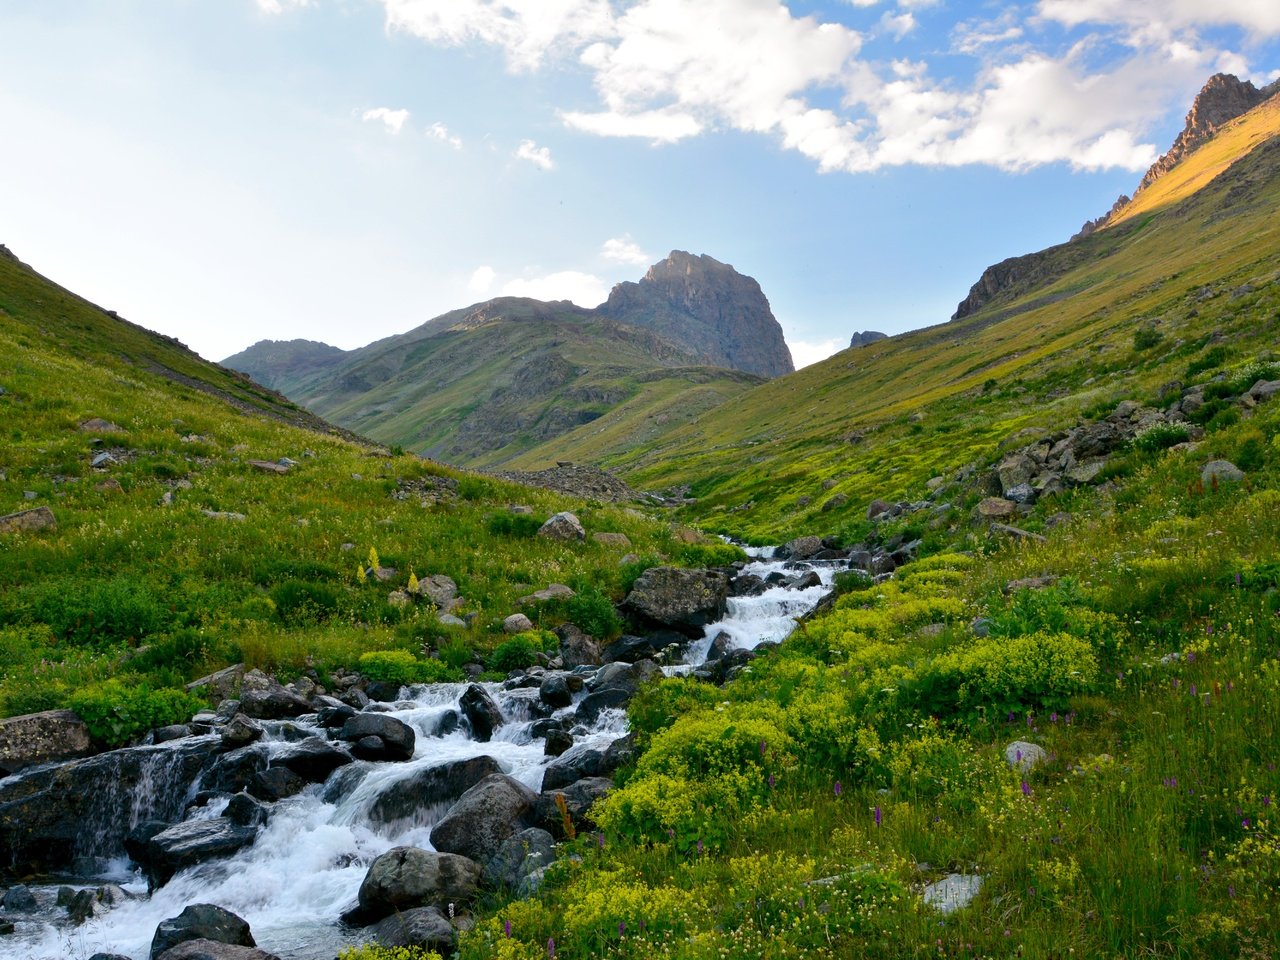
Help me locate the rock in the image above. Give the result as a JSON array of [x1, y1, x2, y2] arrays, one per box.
[[355, 846, 482, 923], [544, 729, 574, 756], [866, 499, 892, 520], [600, 633, 664, 664], [922, 874, 983, 914], [780, 535, 822, 560], [1202, 459, 1244, 483], [484, 826, 556, 892], [1248, 379, 1280, 402], [989, 523, 1047, 543], [248, 459, 289, 475], [80, 418, 124, 433], [555, 624, 601, 667], [68, 888, 109, 924], [1065, 458, 1108, 485], [316, 703, 357, 729], [459, 685, 505, 741], [140, 819, 259, 887], [539, 675, 573, 709], [224, 793, 268, 828], [534, 777, 613, 838], [430, 773, 538, 865], [238, 685, 312, 721], [503, 613, 534, 634], [0, 709, 92, 773], [370, 906, 457, 952], [3, 884, 37, 912], [976, 497, 1016, 519], [849, 330, 888, 348], [220, 715, 262, 749], [537, 512, 585, 541], [270, 737, 353, 782], [369, 756, 503, 824], [997, 453, 1036, 492], [788, 571, 821, 590], [591, 532, 631, 547], [821, 492, 848, 511], [1004, 483, 1036, 504], [337, 713, 416, 761], [149, 903, 256, 960], [150, 724, 192, 744], [202, 510, 247, 522], [542, 749, 611, 791], [156, 942, 281, 960], [413, 574, 458, 607], [1005, 576, 1058, 593], [574, 688, 632, 724], [730, 573, 768, 597], [1003, 741, 1048, 773], [249, 766, 305, 803], [623, 567, 729, 637], [0, 505, 57, 535], [519, 583, 575, 605]]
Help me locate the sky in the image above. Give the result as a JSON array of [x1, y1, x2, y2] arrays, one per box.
[[1, 2, 1278, 368]]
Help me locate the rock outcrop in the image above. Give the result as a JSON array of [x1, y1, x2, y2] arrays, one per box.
[[848, 331, 887, 348], [598, 251, 794, 378]]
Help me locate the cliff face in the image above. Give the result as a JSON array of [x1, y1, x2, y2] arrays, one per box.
[[598, 251, 795, 378]]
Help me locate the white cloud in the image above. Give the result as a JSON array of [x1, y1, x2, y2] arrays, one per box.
[[469, 265, 496, 294], [1038, 0, 1280, 38], [514, 138, 555, 169], [880, 12, 916, 39], [256, 0, 311, 13], [502, 270, 608, 306], [362, 107, 410, 134], [788, 336, 845, 369], [952, 13, 1024, 54], [428, 121, 463, 148], [561, 106, 702, 142], [600, 235, 651, 265]]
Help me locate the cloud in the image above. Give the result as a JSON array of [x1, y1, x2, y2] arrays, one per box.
[[469, 265, 496, 293], [514, 138, 555, 169], [952, 13, 1024, 54], [502, 270, 609, 306], [362, 107, 410, 134], [1038, 0, 1280, 38], [600, 235, 651, 265], [880, 11, 916, 39], [428, 121, 463, 148], [788, 336, 845, 369], [561, 106, 702, 142], [256, 0, 311, 13]]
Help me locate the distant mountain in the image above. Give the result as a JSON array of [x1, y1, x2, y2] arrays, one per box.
[[597, 251, 794, 378], [848, 331, 887, 348], [223, 252, 783, 466]]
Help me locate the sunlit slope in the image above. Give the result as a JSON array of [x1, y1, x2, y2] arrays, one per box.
[[600, 104, 1280, 540]]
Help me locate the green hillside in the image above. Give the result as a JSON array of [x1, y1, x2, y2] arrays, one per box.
[[587, 95, 1280, 542]]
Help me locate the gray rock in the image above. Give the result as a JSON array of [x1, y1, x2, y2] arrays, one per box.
[[866, 499, 892, 520], [430, 773, 538, 865], [459, 684, 505, 742], [1065, 458, 1108, 485], [413, 574, 458, 607], [269, 737, 353, 782], [3, 883, 37, 912], [248, 767, 306, 802], [534, 777, 613, 838], [224, 793, 268, 828], [539, 675, 573, 709], [220, 715, 262, 749], [503, 613, 534, 634], [0, 709, 92, 774], [1004, 483, 1037, 504], [484, 827, 556, 890], [922, 874, 982, 914], [555, 623, 601, 668], [519, 584, 575, 605], [1202, 459, 1244, 483], [150, 903, 255, 960], [537, 512, 585, 541], [338, 713, 415, 761], [0, 505, 57, 536], [238, 685, 311, 721], [780, 535, 822, 560], [370, 906, 456, 951], [156, 941, 281, 960], [1003, 741, 1047, 773], [355, 846, 482, 923], [140, 819, 259, 887], [68, 887, 109, 924], [997, 453, 1036, 492], [623, 567, 729, 637], [976, 497, 1016, 519], [1248, 379, 1280, 401], [369, 756, 502, 824]]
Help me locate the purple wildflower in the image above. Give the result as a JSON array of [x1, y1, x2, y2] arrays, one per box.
[[1187, 651, 1196, 663], [874, 805, 882, 827], [697, 838, 704, 855], [1190, 683, 1197, 697], [834, 780, 842, 797], [504, 919, 512, 938], [760, 740, 768, 755], [1021, 780, 1032, 798], [768, 774, 776, 789], [598, 833, 605, 849], [619, 921, 626, 936], [548, 938, 556, 958]]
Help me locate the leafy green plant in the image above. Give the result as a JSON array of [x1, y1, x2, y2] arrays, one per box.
[[357, 649, 462, 685], [541, 587, 623, 639], [34, 576, 167, 649], [488, 630, 556, 673], [1132, 422, 1189, 453], [68, 679, 205, 747], [1132, 327, 1163, 351], [487, 512, 544, 538]]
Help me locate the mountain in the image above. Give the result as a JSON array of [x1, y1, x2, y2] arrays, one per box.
[[595, 251, 794, 377], [579, 73, 1280, 542], [223, 252, 781, 467], [849, 330, 888, 348]]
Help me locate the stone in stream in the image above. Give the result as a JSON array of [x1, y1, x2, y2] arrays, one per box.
[[541, 749, 612, 791], [538, 674, 573, 709], [337, 712, 416, 761], [237, 684, 311, 720], [459, 684, 505, 742], [430, 773, 538, 865], [249, 766, 306, 802], [268, 737, 352, 782], [353, 846, 482, 924], [219, 715, 262, 749], [155, 944, 281, 960], [534, 777, 613, 838], [3, 883, 37, 911], [149, 903, 256, 960], [622, 567, 729, 637], [555, 623, 601, 667], [138, 819, 259, 887], [484, 827, 556, 892], [68, 887, 109, 924], [0, 709, 92, 773], [368, 755, 503, 824], [224, 792, 268, 828], [369, 906, 457, 952], [543, 728, 574, 757]]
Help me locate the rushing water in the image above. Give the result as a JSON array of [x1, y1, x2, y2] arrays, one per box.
[[1, 547, 842, 960]]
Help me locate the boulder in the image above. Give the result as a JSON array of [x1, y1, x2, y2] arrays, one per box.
[[156, 942, 281, 960], [1202, 459, 1244, 484], [730, 573, 768, 597], [140, 819, 259, 887], [370, 906, 456, 952], [430, 773, 538, 865], [1003, 741, 1048, 772], [484, 827, 556, 891], [238, 685, 311, 721], [976, 497, 1016, 519], [219, 715, 262, 750], [780, 535, 822, 560], [922, 874, 983, 914], [1065, 458, 1107, 485], [0, 505, 57, 535], [541, 749, 609, 791], [538, 675, 573, 709], [555, 623, 601, 667], [534, 777, 613, 838], [1248, 379, 1280, 402], [574, 688, 632, 724], [355, 846, 482, 923], [68, 887, 109, 924], [459, 684, 505, 742], [788, 571, 821, 591], [591, 532, 631, 548], [623, 567, 729, 637], [248, 767, 305, 802], [1004, 483, 1036, 505], [3, 883, 37, 911], [0, 709, 92, 773], [544, 729, 573, 756], [337, 713, 415, 761], [996, 453, 1036, 493], [413, 574, 458, 607], [202, 748, 268, 795], [503, 613, 534, 634], [518, 583, 575, 605], [149, 903, 255, 960], [185, 664, 245, 702], [224, 793, 268, 828], [537, 512, 585, 541], [369, 756, 503, 824]]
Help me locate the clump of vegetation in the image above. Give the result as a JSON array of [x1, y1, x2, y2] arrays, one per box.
[[68, 679, 206, 748], [356, 649, 462, 685], [488, 630, 558, 673]]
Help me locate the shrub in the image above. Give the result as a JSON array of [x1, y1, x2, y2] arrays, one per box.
[[488, 631, 556, 673], [1133, 327, 1163, 351], [270, 579, 342, 626], [543, 587, 623, 639], [1206, 407, 1241, 433], [1132, 423, 1190, 453], [487, 513, 543, 538], [833, 569, 874, 594], [673, 542, 748, 567], [125, 628, 233, 679], [628, 676, 722, 750], [1187, 345, 1230, 378], [68, 679, 206, 747], [35, 576, 167, 649], [339, 946, 442, 960], [1236, 429, 1267, 471], [357, 649, 462, 685]]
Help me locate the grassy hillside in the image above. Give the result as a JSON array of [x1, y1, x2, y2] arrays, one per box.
[[586, 95, 1280, 542], [0, 249, 717, 742]]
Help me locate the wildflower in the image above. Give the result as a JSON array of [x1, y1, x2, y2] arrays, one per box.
[[1050, 713, 1058, 723], [598, 833, 605, 849], [1190, 683, 1197, 697], [1021, 780, 1032, 798], [874, 805, 882, 827], [1242, 818, 1251, 829], [760, 739, 768, 755], [834, 780, 842, 797], [768, 774, 776, 789], [619, 921, 626, 937], [1264, 796, 1271, 808], [504, 919, 512, 938], [1008, 711, 1015, 723], [697, 838, 704, 855], [1187, 651, 1196, 663]]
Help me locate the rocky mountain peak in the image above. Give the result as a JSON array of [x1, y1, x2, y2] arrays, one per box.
[[598, 250, 794, 378], [849, 331, 887, 349]]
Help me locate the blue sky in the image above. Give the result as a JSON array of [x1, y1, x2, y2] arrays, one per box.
[[1, 2, 1278, 367]]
